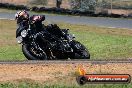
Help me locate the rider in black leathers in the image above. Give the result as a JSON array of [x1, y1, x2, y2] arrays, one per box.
[[15, 10, 65, 39]]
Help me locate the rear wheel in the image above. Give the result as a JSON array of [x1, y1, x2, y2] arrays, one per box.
[[22, 44, 47, 60], [71, 41, 90, 59]]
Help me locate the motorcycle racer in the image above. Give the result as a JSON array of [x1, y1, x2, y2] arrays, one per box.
[[15, 10, 65, 39], [15, 10, 29, 37]]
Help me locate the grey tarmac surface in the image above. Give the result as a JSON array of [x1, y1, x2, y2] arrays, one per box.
[[0, 59, 132, 64], [0, 12, 132, 29]]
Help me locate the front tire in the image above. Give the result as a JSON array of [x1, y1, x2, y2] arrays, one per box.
[[22, 44, 47, 60]]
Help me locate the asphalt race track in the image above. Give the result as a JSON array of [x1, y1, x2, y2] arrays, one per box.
[[0, 12, 132, 29], [0, 59, 132, 64]]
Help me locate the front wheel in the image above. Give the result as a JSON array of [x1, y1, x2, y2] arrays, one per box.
[[71, 41, 90, 59], [22, 44, 47, 60]]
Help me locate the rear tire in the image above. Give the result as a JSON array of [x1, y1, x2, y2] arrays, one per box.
[[22, 44, 47, 60], [71, 41, 90, 59]]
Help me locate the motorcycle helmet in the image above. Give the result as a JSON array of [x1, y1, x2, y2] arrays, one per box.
[[15, 10, 29, 23]]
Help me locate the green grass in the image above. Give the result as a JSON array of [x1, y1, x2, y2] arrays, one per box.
[[0, 19, 132, 60], [0, 46, 24, 60], [0, 82, 132, 88]]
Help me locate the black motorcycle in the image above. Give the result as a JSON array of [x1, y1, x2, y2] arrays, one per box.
[[16, 20, 90, 60]]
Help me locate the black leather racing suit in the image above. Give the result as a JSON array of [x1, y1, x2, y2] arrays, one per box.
[[16, 20, 29, 38]]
